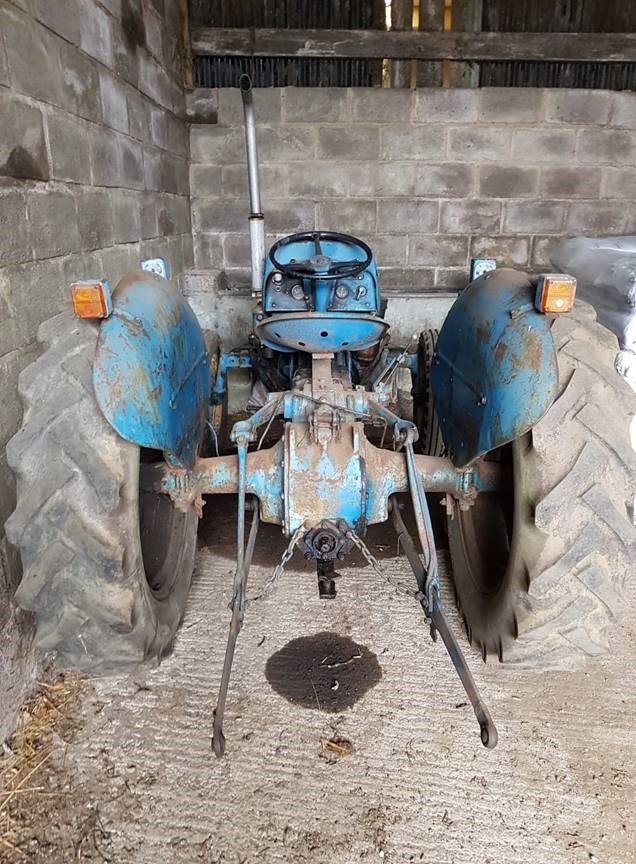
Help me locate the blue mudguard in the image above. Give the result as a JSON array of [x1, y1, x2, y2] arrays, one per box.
[[431, 268, 558, 468], [93, 271, 211, 469]]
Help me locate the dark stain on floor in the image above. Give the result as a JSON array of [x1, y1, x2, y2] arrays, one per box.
[[265, 631, 382, 712]]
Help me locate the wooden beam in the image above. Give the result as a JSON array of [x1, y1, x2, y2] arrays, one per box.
[[191, 27, 636, 64], [179, 0, 193, 89], [390, 0, 413, 88], [417, 0, 444, 87], [370, 0, 388, 86], [449, 0, 483, 88]]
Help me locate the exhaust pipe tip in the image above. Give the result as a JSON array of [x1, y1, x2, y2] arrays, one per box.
[[239, 74, 252, 103]]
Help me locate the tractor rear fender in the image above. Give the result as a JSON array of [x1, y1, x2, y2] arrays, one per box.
[[93, 270, 211, 469], [431, 268, 558, 468]]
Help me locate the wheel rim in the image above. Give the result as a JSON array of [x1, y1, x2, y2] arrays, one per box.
[[415, 329, 444, 457], [139, 451, 192, 600], [455, 480, 513, 597], [447, 441, 527, 654]]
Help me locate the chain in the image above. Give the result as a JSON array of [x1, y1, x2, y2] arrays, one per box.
[[247, 525, 305, 602], [248, 525, 419, 603], [346, 530, 417, 599]]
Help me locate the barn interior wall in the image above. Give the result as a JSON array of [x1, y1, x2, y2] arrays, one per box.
[[189, 86, 636, 294], [0, 0, 191, 741]]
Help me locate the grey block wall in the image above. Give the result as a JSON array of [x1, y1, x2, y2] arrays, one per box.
[[189, 87, 636, 291], [0, 0, 190, 740]]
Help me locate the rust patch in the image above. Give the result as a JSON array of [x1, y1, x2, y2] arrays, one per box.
[[111, 269, 149, 300], [476, 324, 490, 345], [524, 329, 543, 372], [494, 341, 506, 364]]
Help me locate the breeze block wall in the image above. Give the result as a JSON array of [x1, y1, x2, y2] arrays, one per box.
[[0, 0, 190, 740], [189, 87, 636, 292]]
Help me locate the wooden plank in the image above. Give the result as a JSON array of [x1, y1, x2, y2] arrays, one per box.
[[417, 0, 444, 87], [449, 0, 483, 88], [179, 0, 193, 88], [191, 27, 636, 63], [370, 0, 387, 85], [390, 0, 413, 88]]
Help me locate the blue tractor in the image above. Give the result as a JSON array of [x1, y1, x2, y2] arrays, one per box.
[[7, 79, 635, 756]]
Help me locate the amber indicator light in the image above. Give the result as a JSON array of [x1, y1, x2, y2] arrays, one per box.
[[70, 281, 112, 319], [535, 274, 576, 314]]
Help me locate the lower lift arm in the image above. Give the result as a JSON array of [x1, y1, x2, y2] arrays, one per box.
[[390, 500, 498, 749], [367, 400, 498, 749]]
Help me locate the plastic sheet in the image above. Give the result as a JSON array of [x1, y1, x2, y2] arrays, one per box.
[[551, 235, 636, 392]]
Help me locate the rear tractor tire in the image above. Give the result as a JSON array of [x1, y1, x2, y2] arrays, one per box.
[[5, 314, 198, 672], [446, 302, 636, 669]]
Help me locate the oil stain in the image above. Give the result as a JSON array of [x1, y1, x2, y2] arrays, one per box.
[[265, 631, 382, 712]]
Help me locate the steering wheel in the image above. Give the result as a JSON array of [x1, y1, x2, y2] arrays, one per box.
[[269, 231, 373, 281]]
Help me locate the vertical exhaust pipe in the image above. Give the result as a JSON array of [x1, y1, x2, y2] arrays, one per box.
[[239, 75, 265, 298]]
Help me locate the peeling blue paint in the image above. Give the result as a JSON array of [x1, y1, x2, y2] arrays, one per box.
[[93, 270, 211, 469], [256, 312, 389, 355], [285, 424, 366, 534], [431, 268, 558, 468]]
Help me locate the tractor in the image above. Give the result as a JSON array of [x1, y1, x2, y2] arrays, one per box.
[[7, 78, 636, 757]]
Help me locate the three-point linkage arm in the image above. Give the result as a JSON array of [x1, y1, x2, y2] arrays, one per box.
[[229, 394, 284, 445], [364, 400, 498, 749], [390, 502, 498, 749], [212, 395, 286, 758]]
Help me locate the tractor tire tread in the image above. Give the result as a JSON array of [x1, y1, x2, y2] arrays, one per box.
[[6, 313, 197, 672], [502, 302, 635, 669]]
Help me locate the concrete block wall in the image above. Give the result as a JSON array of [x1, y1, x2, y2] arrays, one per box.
[[189, 87, 636, 291], [0, 0, 190, 739]]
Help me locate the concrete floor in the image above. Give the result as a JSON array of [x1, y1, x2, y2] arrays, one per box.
[[9, 499, 635, 863]]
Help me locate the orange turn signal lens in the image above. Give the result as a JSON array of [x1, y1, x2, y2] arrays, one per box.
[[535, 274, 576, 314], [70, 281, 112, 319]]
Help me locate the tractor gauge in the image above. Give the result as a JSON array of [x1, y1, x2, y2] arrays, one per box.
[[140, 257, 169, 279], [291, 284, 305, 300], [470, 257, 497, 281], [335, 284, 349, 299]]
